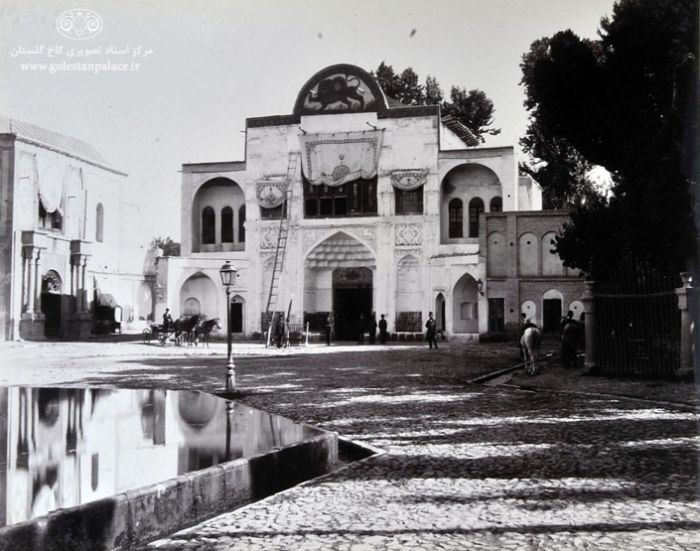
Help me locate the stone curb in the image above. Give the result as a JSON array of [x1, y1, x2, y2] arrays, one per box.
[[0, 433, 338, 551], [495, 382, 698, 412]]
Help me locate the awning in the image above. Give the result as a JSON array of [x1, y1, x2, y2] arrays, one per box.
[[299, 130, 383, 187], [96, 293, 119, 308], [37, 160, 65, 214], [390, 169, 429, 191]]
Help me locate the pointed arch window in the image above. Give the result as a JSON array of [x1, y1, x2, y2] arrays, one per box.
[[468, 198, 484, 238], [490, 196, 502, 212], [201, 207, 215, 245], [221, 207, 233, 243], [96, 203, 104, 242], [238, 205, 246, 243], [448, 198, 463, 238]]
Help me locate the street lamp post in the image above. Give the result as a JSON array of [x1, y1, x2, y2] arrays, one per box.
[[219, 261, 237, 392]]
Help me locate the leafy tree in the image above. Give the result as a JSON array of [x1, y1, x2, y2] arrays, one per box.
[[152, 236, 180, 257], [374, 62, 500, 142], [521, 0, 698, 279]]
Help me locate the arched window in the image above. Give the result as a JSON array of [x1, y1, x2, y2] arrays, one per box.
[[490, 196, 502, 212], [468, 198, 484, 238], [95, 203, 104, 242], [221, 207, 233, 243], [448, 198, 463, 238], [201, 207, 215, 245], [238, 205, 246, 243]]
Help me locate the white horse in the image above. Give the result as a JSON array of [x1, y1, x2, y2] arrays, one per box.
[[521, 326, 542, 376]]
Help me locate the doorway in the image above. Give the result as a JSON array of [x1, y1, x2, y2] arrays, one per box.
[[332, 267, 372, 340], [41, 270, 63, 337], [435, 293, 446, 332], [230, 301, 243, 333], [543, 298, 562, 334]]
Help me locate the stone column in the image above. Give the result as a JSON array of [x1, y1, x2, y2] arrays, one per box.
[[24, 250, 36, 314], [675, 272, 694, 379], [581, 280, 597, 372], [79, 257, 88, 313], [33, 251, 42, 314], [21, 254, 30, 313]]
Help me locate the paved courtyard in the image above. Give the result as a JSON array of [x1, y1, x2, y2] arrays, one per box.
[[1, 340, 698, 550]]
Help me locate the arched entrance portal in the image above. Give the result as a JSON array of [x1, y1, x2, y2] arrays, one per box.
[[304, 231, 375, 339], [333, 268, 372, 340], [41, 270, 63, 337]]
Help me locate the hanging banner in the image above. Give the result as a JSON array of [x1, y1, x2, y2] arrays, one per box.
[[299, 130, 383, 187], [390, 169, 429, 191], [36, 160, 65, 214], [255, 179, 288, 208]]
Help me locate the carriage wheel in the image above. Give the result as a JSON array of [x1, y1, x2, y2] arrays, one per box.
[[142, 329, 151, 344]]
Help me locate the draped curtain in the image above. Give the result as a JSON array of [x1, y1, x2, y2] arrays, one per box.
[[299, 130, 383, 187], [36, 160, 65, 214]]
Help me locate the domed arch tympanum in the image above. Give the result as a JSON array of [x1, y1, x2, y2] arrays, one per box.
[[293, 64, 387, 115]]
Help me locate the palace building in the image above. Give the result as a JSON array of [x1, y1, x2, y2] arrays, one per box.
[[0, 116, 155, 340], [157, 63, 583, 340]]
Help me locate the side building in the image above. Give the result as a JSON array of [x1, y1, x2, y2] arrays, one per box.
[[0, 116, 156, 340], [158, 64, 586, 341], [481, 210, 585, 336]]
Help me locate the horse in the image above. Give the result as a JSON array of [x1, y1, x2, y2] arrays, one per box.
[[173, 314, 202, 346], [520, 325, 542, 376], [195, 317, 221, 347]]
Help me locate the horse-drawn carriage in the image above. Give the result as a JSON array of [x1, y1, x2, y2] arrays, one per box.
[[142, 314, 221, 346]]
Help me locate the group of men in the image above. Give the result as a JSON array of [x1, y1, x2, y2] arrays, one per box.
[[324, 313, 390, 346], [518, 310, 583, 367]]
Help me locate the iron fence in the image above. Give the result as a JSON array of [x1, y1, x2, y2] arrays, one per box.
[[594, 261, 680, 377]]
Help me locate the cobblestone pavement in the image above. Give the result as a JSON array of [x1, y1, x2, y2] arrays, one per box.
[[2, 341, 698, 550], [147, 355, 697, 550]]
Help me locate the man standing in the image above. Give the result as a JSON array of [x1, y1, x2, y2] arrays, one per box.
[[357, 314, 366, 344], [325, 313, 333, 346], [378, 314, 388, 344], [426, 312, 438, 349], [369, 312, 377, 344], [560, 311, 579, 368], [162, 308, 173, 331]]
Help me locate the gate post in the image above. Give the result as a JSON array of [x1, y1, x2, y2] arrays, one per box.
[[581, 280, 597, 372], [675, 272, 694, 379]]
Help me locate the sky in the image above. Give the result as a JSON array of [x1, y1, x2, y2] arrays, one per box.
[[0, 0, 618, 239]]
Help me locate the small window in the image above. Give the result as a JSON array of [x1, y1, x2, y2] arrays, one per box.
[[395, 188, 424, 215], [221, 207, 233, 243], [490, 196, 502, 212], [448, 198, 463, 238], [469, 198, 484, 238], [201, 206, 215, 244], [238, 205, 246, 243], [96, 203, 104, 242]]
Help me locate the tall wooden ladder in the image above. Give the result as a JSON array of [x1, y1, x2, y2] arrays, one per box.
[[265, 151, 299, 346]]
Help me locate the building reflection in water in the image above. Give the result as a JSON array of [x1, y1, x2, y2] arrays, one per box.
[[0, 387, 317, 527]]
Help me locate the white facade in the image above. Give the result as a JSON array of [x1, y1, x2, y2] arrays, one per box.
[[164, 64, 542, 340], [0, 116, 156, 340]]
